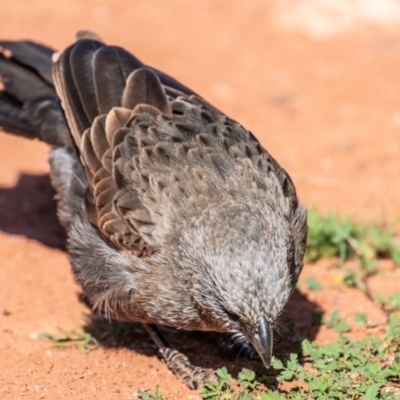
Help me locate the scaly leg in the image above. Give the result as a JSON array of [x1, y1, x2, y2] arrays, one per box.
[[143, 324, 218, 390]]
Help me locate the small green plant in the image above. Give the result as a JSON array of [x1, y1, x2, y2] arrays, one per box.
[[197, 315, 400, 399], [286, 316, 400, 399], [201, 367, 272, 400], [354, 312, 368, 326], [201, 367, 234, 399], [41, 329, 99, 354], [306, 277, 322, 291], [375, 292, 400, 312], [259, 393, 286, 400], [262, 316, 400, 399], [306, 209, 400, 305], [325, 310, 351, 333], [139, 386, 166, 400], [306, 209, 400, 268], [272, 353, 302, 383], [237, 369, 257, 391]]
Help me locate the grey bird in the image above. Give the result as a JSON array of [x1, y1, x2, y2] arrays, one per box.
[[0, 32, 307, 389]]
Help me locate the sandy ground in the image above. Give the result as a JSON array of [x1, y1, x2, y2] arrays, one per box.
[[0, 1, 400, 399]]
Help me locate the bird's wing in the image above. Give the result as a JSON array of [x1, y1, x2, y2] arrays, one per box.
[[52, 38, 198, 146], [51, 38, 215, 256], [53, 37, 306, 261]]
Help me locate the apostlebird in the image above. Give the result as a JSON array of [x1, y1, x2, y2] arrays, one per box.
[[0, 31, 307, 389]]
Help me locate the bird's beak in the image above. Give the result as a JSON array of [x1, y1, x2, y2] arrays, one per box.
[[244, 315, 273, 368]]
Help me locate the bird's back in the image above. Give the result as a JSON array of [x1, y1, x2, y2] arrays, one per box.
[[50, 36, 305, 268]]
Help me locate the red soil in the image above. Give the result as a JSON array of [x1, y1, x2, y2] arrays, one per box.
[[0, 1, 399, 398]]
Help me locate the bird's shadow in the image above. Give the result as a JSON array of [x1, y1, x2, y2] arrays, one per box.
[[0, 173, 66, 248], [78, 288, 323, 382], [0, 173, 323, 380]]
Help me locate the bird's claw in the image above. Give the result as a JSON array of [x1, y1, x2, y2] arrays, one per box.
[[161, 348, 218, 390]]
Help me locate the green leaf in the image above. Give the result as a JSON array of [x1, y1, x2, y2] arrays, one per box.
[[280, 370, 294, 381], [200, 388, 219, 399], [239, 394, 254, 400], [216, 367, 231, 384], [287, 353, 300, 372], [271, 357, 284, 370], [301, 339, 314, 356], [335, 320, 351, 333], [307, 277, 322, 291], [355, 312, 368, 326], [140, 392, 151, 400], [260, 393, 286, 400], [375, 292, 386, 305], [306, 209, 400, 267], [364, 384, 381, 400], [310, 380, 328, 392], [388, 292, 400, 311], [139, 386, 165, 400], [238, 368, 256, 383], [368, 362, 380, 375], [325, 310, 351, 333]]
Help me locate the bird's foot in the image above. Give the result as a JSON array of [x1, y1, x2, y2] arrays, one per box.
[[161, 347, 218, 390]]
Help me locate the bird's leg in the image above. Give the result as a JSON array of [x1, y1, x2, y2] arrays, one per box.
[[142, 324, 218, 390]]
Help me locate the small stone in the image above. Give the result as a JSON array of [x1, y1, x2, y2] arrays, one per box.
[[29, 332, 39, 340]]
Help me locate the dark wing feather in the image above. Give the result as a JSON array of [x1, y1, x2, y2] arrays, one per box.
[[70, 40, 104, 123], [0, 91, 36, 138], [0, 40, 73, 147], [0, 40, 54, 85], [93, 46, 143, 114], [53, 45, 89, 145], [0, 55, 54, 102], [122, 68, 171, 114]]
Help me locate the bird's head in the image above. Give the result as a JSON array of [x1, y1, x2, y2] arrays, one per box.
[[181, 201, 303, 370]]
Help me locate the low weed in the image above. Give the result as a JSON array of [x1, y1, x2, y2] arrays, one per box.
[[306, 209, 400, 269]]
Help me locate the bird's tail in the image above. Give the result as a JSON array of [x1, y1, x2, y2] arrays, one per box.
[[0, 40, 73, 147]]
